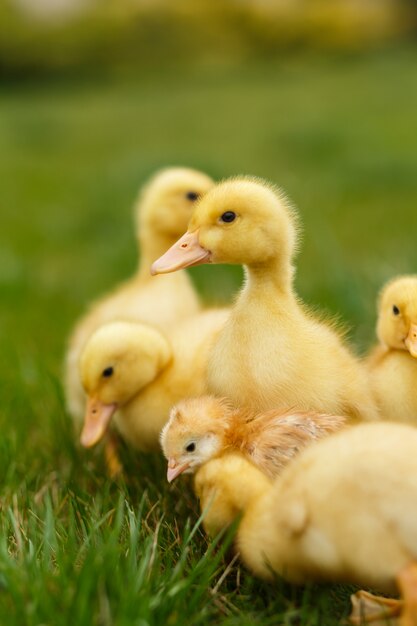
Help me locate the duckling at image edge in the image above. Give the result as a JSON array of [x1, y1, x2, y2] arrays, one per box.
[[65, 167, 213, 422], [367, 275, 417, 425], [79, 309, 229, 465], [161, 395, 346, 481], [194, 422, 417, 626], [152, 177, 379, 421]]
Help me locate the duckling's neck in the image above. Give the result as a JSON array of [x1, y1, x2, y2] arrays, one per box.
[[136, 230, 176, 279], [243, 258, 296, 305]]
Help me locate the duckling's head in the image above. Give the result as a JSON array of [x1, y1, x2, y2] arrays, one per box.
[[79, 321, 171, 448], [376, 276, 417, 357], [136, 167, 214, 242], [160, 396, 233, 482], [151, 178, 299, 274]]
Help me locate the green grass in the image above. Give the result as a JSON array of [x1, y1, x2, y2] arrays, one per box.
[[1, 46, 417, 624]]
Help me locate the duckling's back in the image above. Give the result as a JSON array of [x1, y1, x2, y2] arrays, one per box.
[[240, 422, 417, 592]]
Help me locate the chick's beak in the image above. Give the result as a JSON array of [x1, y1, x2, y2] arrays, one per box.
[[151, 231, 211, 275], [405, 324, 417, 358], [80, 397, 117, 448], [167, 458, 190, 483]]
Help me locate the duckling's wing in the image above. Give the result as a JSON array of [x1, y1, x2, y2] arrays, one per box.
[[247, 411, 346, 479]]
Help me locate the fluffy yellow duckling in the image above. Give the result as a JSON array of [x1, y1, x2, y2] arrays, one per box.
[[161, 395, 346, 482], [195, 422, 417, 626], [65, 167, 213, 421], [368, 276, 417, 425], [152, 177, 378, 421], [79, 309, 229, 454]]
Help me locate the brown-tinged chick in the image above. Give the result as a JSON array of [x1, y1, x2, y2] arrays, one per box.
[[161, 395, 346, 482]]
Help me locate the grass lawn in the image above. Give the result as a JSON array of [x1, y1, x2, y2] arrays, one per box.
[[1, 45, 417, 625]]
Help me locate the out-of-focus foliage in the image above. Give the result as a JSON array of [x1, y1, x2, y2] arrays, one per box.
[[0, 0, 416, 77]]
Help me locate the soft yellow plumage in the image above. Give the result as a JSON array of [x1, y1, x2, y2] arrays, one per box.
[[368, 275, 417, 425], [152, 177, 378, 421], [79, 309, 229, 453], [195, 422, 417, 626], [64, 167, 213, 422]]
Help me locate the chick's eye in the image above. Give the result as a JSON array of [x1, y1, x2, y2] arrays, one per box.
[[220, 211, 236, 223], [102, 366, 114, 378], [393, 305, 400, 316], [186, 191, 199, 201], [185, 442, 195, 453]]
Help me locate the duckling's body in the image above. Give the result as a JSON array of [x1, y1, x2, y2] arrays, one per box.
[[368, 347, 417, 425], [65, 167, 213, 421], [195, 423, 417, 625], [368, 276, 417, 425], [80, 309, 229, 453], [208, 282, 373, 417], [152, 178, 378, 421]]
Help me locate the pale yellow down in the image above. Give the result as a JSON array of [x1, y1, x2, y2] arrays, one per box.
[[65, 167, 213, 422], [195, 422, 417, 595], [367, 275, 417, 424], [80, 309, 229, 451], [188, 178, 378, 420]]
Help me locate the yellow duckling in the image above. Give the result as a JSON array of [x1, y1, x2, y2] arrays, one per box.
[[161, 395, 346, 482], [79, 309, 229, 455], [195, 422, 417, 626], [152, 177, 378, 421], [65, 167, 213, 421], [368, 275, 417, 425]]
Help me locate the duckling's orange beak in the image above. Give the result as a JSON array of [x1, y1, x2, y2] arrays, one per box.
[[405, 324, 417, 358], [80, 397, 117, 448], [151, 231, 211, 275], [167, 458, 190, 483]]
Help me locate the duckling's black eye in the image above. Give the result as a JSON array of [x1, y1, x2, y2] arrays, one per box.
[[393, 305, 400, 316], [186, 191, 199, 202], [102, 366, 114, 378], [220, 211, 236, 223], [185, 442, 195, 453]]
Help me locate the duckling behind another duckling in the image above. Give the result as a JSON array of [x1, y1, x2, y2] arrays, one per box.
[[368, 275, 417, 425], [65, 167, 213, 421], [161, 395, 346, 482]]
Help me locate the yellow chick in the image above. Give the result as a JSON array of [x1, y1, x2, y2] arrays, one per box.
[[368, 275, 417, 425], [65, 167, 213, 421], [79, 309, 229, 454], [195, 422, 417, 626], [161, 395, 346, 482], [152, 177, 378, 421]]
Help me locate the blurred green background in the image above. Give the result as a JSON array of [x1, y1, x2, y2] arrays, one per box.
[[1, 2, 417, 624]]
